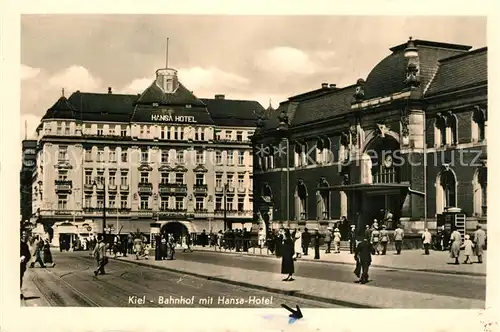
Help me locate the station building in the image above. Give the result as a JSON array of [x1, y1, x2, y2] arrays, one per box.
[[253, 38, 487, 237], [29, 65, 264, 245]]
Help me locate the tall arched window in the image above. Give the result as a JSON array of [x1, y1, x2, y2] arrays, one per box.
[[323, 137, 332, 164], [473, 166, 487, 217], [435, 115, 447, 147], [294, 142, 301, 167], [472, 107, 486, 142], [436, 167, 457, 213], [339, 133, 350, 163], [267, 145, 274, 169], [446, 114, 458, 145], [317, 178, 329, 220], [294, 180, 307, 220], [315, 138, 324, 165], [301, 142, 308, 166]]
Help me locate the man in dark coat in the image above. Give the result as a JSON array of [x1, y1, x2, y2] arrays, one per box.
[[20, 232, 31, 299], [312, 229, 321, 260], [301, 228, 311, 255], [354, 236, 372, 284], [349, 225, 357, 254], [30, 237, 46, 268]]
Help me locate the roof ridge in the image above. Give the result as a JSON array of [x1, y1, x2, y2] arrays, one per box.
[[438, 47, 487, 63]]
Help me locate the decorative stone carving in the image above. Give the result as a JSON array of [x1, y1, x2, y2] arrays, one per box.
[[405, 62, 420, 87], [349, 125, 358, 146], [441, 163, 451, 172], [342, 173, 349, 185], [375, 123, 389, 138], [353, 78, 365, 102], [400, 110, 410, 138]]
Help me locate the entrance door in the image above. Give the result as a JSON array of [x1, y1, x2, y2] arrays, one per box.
[[161, 222, 189, 242], [364, 193, 400, 229]]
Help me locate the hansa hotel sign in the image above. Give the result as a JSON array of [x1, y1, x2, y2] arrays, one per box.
[[151, 109, 197, 123]]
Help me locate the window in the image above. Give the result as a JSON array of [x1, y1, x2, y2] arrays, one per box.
[[146, 126, 150, 136], [175, 173, 184, 184], [140, 196, 149, 210], [109, 149, 116, 162], [109, 172, 116, 185], [176, 150, 184, 163], [226, 131, 233, 140], [226, 197, 233, 211], [180, 128, 184, 140], [120, 196, 128, 209], [57, 123, 62, 134], [58, 146, 68, 161], [108, 195, 116, 208], [196, 197, 204, 210], [109, 127, 115, 135], [436, 168, 457, 214], [237, 174, 244, 188], [166, 128, 171, 140], [195, 174, 205, 185], [120, 172, 128, 185], [227, 151, 234, 165], [160, 129, 165, 140], [97, 125, 103, 136], [97, 195, 104, 209], [249, 174, 253, 191], [85, 195, 92, 208], [160, 197, 169, 210], [215, 196, 222, 210], [174, 129, 178, 140], [216, 173, 222, 188], [57, 195, 68, 210], [140, 172, 149, 183], [175, 196, 184, 210], [45, 123, 51, 134], [227, 174, 234, 188], [196, 151, 204, 164], [96, 171, 104, 184], [140, 126, 145, 137], [161, 172, 169, 184], [97, 148, 104, 162], [200, 130, 205, 141], [82, 124, 88, 135], [120, 128, 127, 137], [296, 182, 307, 220], [238, 151, 244, 166], [161, 150, 169, 163], [141, 149, 149, 163], [121, 150, 127, 162], [216, 151, 222, 164], [85, 149, 92, 162], [215, 130, 221, 140], [64, 123, 70, 135], [236, 131, 243, 141], [238, 197, 244, 211], [473, 166, 487, 217], [472, 107, 487, 142], [194, 131, 199, 141], [85, 170, 93, 185], [58, 170, 68, 180]]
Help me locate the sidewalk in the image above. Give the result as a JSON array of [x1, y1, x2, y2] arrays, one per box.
[[191, 245, 487, 276], [21, 269, 50, 307], [116, 255, 484, 309]]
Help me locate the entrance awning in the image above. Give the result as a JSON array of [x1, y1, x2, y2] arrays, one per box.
[[327, 182, 410, 194]]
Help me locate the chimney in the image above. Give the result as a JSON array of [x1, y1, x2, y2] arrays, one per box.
[[329, 84, 337, 88], [321, 83, 329, 88], [215, 94, 225, 100], [108, 87, 112, 94]]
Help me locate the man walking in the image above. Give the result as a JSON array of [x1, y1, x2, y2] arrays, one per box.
[[324, 228, 332, 254], [20, 232, 32, 299], [312, 229, 321, 260], [379, 225, 389, 255], [473, 225, 486, 264], [93, 235, 108, 277], [422, 228, 432, 255], [349, 225, 357, 254], [30, 236, 46, 268], [394, 224, 404, 255], [354, 236, 372, 284], [302, 228, 310, 256]]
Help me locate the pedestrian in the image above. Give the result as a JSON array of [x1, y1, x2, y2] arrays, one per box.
[[354, 235, 372, 284], [422, 228, 432, 255], [20, 232, 31, 299], [258, 228, 266, 249], [370, 225, 380, 255], [275, 229, 283, 258], [154, 233, 162, 261], [160, 234, 168, 259], [293, 228, 302, 260], [42, 239, 55, 267], [93, 235, 108, 277], [473, 225, 486, 264], [324, 228, 332, 253], [134, 238, 144, 260], [379, 225, 389, 255], [461, 234, 474, 264], [166, 234, 176, 260], [333, 228, 341, 253], [30, 236, 46, 268], [312, 229, 320, 260], [394, 224, 404, 255], [349, 225, 356, 254], [449, 229, 462, 265], [364, 225, 371, 242], [302, 228, 310, 256], [281, 229, 295, 281]]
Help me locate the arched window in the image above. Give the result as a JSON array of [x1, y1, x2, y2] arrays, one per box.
[[473, 166, 487, 217], [435, 115, 447, 147], [294, 142, 301, 167], [301, 142, 308, 166], [267, 145, 274, 169], [317, 178, 330, 220], [339, 132, 350, 163], [323, 137, 332, 164], [472, 107, 486, 142], [294, 180, 307, 220], [365, 136, 400, 184], [446, 114, 458, 145], [316, 138, 324, 164], [436, 167, 457, 213]]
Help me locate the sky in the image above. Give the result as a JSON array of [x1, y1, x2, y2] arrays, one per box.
[[20, 15, 486, 140]]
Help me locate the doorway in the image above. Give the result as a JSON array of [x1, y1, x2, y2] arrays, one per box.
[[161, 222, 189, 242]]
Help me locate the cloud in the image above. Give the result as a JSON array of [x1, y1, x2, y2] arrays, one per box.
[[47, 65, 102, 92], [178, 67, 249, 92], [254, 47, 317, 75], [20, 113, 42, 140], [119, 78, 152, 95], [21, 64, 41, 81]]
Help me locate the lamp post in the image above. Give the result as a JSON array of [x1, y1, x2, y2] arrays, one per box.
[[223, 182, 228, 231], [92, 179, 106, 237]]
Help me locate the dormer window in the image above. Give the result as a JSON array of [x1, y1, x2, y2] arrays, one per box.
[[155, 68, 178, 94]]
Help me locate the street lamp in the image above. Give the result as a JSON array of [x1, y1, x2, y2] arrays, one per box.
[[223, 182, 230, 231], [92, 179, 106, 237]]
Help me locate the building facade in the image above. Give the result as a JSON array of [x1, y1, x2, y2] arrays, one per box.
[[30, 65, 264, 245], [253, 38, 487, 237], [20, 139, 37, 227]]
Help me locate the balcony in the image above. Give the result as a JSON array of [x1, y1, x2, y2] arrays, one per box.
[[54, 180, 72, 192], [95, 183, 105, 192], [215, 186, 223, 193], [237, 186, 246, 194], [119, 184, 129, 193], [214, 209, 253, 218], [157, 209, 189, 218], [138, 208, 153, 217], [193, 209, 212, 218], [159, 183, 188, 195], [193, 184, 208, 194], [108, 184, 118, 192], [138, 182, 153, 194], [84, 184, 94, 192]]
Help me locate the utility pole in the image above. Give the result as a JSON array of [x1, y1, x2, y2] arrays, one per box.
[[223, 183, 228, 231]]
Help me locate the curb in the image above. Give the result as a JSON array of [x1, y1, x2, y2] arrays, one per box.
[[189, 248, 487, 277], [115, 257, 377, 309]]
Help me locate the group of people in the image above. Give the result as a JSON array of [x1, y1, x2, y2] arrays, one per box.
[[211, 229, 252, 252], [449, 225, 486, 265], [154, 233, 177, 260]]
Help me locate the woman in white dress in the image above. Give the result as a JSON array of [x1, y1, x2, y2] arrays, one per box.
[[293, 228, 302, 260], [449, 229, 462, 265]]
